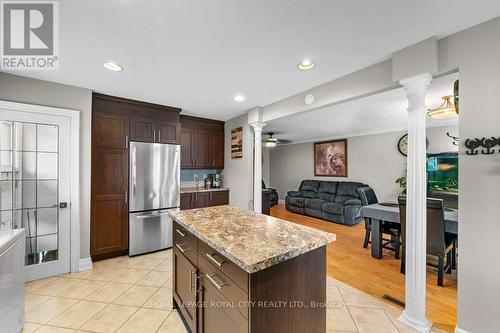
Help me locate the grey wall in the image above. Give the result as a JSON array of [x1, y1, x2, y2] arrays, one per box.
[[222, 114, 253, 210], [438, 17, 500, 333], [262, 147, 270, 187], [0, 73, 92, 260], [269, 124, 458, 202]]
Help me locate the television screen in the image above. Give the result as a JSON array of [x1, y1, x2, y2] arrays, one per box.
[[427, 153, 458, 192]]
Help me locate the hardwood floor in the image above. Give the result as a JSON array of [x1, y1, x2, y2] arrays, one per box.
[[270, 204, 457, 332]]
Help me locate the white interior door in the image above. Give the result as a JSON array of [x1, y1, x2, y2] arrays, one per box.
[[0, 109, 71, 281]]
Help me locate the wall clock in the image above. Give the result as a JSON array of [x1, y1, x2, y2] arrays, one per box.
[[398, 134, 429, 156]]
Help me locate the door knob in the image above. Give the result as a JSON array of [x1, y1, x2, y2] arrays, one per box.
[[59, 202, 69, 208]]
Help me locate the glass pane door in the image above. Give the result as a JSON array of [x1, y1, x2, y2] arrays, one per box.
[[0, 120, 60, 266]]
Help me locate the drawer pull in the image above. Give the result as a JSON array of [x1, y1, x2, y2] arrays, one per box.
[[176, 243, 191, 253], [205, 273, 228, 291], [206, 253, 225, 267], [176, 229, 186, 237]]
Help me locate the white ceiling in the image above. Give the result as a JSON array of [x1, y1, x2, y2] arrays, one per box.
[[6, 1, 500, 120], [264, 73, 459, 143]]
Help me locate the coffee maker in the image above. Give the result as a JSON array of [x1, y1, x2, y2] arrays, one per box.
[[209, 173, 221, 188]]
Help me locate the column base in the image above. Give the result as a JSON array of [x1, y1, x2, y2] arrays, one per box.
[[399, 310, 433, 333]]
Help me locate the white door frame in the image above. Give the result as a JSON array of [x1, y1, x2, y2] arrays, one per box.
[[0, 99, 80, 273]]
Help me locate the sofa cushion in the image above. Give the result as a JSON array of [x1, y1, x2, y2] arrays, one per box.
[[287, 196, 305, 207], [344, 199, 362, 206], [287, 191, 302, 198], [322, 202, 343, 215], [300, 180, 320, 192], [317, 181, 338, 201], [300, 191, 318, 199], [305, 199, 325, 210], [305, 208, 322, 219], [335, 182, 365, 203]]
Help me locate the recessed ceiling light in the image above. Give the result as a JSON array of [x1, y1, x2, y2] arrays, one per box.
[[298, 59, 315, 71], [234, 94, 245, 103], [103, 62, 123, 71]]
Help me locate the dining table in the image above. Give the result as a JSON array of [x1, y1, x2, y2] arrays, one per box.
[[358, 203, 458, 259]]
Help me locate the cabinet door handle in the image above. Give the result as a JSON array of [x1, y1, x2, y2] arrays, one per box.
[[210, 192, 213, 200], [125, 191, 128, 204], [212, 159, 215, 166], [158, 130, 161, 142], [176, 229, 186, 237], [125, 135, 129, 148], [175, 243, 191, 253], [206, 253, 224, 267], [205, 273, 228, 291], [153, 130, 156, 142]]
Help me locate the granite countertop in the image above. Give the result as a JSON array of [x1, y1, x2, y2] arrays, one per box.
[[169, 205, 336, 273], [181, 187, 229, 193]]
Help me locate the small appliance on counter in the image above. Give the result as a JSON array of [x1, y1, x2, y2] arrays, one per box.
[[129, 142, 180, 256], [204, 177, 212, 188], [209, 173, 221, 188]]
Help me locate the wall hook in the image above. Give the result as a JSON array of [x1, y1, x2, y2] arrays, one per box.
[[464, 138, 480, 155], [480, 137, 496, 154], [446, 132, 459, 146]]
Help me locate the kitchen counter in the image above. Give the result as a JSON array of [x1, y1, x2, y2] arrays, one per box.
[[169, 205, 335, 273], [180, 187, 229, 194]]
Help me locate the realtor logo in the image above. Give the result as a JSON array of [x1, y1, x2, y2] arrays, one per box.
[[1, 1, 59, 70]]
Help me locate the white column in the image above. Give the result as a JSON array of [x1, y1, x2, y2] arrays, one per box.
[[250, 122, 265, 213], [399, 73, 433, 333]]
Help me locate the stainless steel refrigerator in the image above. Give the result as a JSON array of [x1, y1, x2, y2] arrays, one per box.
[[129, 142, 180, 256]]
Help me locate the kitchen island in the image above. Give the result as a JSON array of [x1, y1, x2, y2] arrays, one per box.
[[170, 205, 335, 333]]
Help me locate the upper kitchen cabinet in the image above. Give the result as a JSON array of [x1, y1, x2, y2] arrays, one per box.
[[180, 115, 225, 169], [93, 93, 181, 146], [130, 117, 181, 144], [92, 111, 129, 149]]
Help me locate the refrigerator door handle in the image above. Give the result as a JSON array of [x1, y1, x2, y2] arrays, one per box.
[[134, 211, 171, 219]]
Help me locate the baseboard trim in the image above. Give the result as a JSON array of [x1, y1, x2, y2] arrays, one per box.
[[78, 257, 93, 271], [455, 327, 470, 333]]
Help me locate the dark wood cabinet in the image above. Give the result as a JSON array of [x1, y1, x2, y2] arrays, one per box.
[[180, 129, 195, 168], [130, 117, 181, 144], [91, 148, 129, 257], [180, 190, 229, 210], [91, 93, 181, 260], [130, 116, 156, 142], [172, 220, 326, 333], [210, 130, 225, 168], [180, 116, 225, 169], [198, 259, 248, 333], [173, 248, 198, 333], [92, 112, 129, 149], [207, 191, 229, 207], [193, 129, 211, 167], [157, 120, 180, 144]]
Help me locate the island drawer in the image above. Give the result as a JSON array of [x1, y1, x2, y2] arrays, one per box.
[[198, 254, 249, 320], [174, 221, 198, 265], [198, 239, 249, 293]]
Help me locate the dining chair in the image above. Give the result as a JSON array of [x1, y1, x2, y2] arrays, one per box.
[[357, 187, 401, 259], [398, 196, 458, 286]]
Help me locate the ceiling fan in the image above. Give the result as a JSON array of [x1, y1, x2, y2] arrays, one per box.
[[262, 132, 293, 147]]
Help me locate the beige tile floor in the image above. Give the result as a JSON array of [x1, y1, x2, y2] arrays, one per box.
[[23, 249, 446, 333]]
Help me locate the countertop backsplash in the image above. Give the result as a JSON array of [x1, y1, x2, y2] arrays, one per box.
[[180, 169, 223, 189]]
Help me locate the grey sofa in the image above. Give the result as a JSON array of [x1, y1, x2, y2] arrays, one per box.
[[285, 180, 367, 225]]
